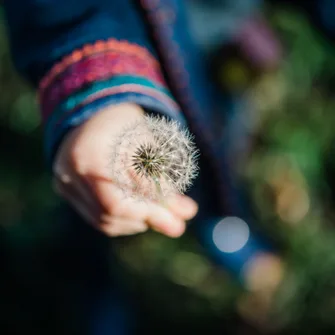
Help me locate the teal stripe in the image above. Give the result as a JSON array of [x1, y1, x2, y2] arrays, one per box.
[[46, 75, 175, 132]]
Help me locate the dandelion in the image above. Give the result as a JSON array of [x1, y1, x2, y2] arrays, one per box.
[[110, 115, 199, 202]]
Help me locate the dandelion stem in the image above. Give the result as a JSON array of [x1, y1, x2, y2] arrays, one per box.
[[153, 177, 166, 207]]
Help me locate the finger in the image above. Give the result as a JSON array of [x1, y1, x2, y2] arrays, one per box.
[[71, 176, 150, 236], [142, 201, 186, 238], [165, 194, 198, 220], [52, 178, 98, 226], [54, 156, 107, 214], [54, 171, 104, 220], [71, 174, 106, 217], [100, 215, 148, 237], [53, 177, 148, 236], [87, 177, 186, 238]]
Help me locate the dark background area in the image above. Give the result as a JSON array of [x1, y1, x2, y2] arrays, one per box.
[[3, 2, 335, 334]]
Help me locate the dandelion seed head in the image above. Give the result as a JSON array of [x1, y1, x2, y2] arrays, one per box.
[[110, 115, 199, 201]]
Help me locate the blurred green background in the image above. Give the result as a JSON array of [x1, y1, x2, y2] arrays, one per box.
[[3, 2, 335, 335]]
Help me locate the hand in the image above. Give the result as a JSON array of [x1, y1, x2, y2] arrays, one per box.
[[52, 103, 198, 237]]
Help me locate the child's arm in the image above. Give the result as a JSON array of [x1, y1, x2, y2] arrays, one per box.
[[3, 0, 184, 162], [3, 0, 197, 237]]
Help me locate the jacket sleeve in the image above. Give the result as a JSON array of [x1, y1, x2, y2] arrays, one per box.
[[3, 0, 183, 162]]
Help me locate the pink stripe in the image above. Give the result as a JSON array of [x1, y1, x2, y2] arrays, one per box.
[[40, 51, 167, 119], [39, 38, 161, 93]]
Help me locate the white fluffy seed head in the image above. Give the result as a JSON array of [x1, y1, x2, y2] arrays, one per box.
[[109, 115, 200, 201]]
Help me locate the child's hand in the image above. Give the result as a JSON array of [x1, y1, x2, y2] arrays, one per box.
[[52, 103, 198, 237]]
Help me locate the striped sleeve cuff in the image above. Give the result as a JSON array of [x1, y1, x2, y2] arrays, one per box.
[[38, 39, 183, 162]]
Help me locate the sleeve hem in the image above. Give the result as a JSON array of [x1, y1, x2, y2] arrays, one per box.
[[38, 39, 183, 164]]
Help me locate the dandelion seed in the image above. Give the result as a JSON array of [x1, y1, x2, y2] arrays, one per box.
[[109, 115, 199, 202]]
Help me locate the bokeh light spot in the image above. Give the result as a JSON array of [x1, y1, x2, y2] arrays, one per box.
[[212, 217, 250, 253]]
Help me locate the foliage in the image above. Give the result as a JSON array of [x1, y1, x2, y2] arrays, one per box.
[[2, 3, 335, 334]]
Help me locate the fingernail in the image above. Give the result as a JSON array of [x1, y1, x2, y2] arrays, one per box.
[[60, 174, 71, 184]]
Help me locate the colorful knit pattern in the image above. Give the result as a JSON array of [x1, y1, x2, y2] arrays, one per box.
[[46, 75, 179, 133], [38, 39, 181, 160], [39, 39, 162, 93], [40, 49, 168, 120]]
